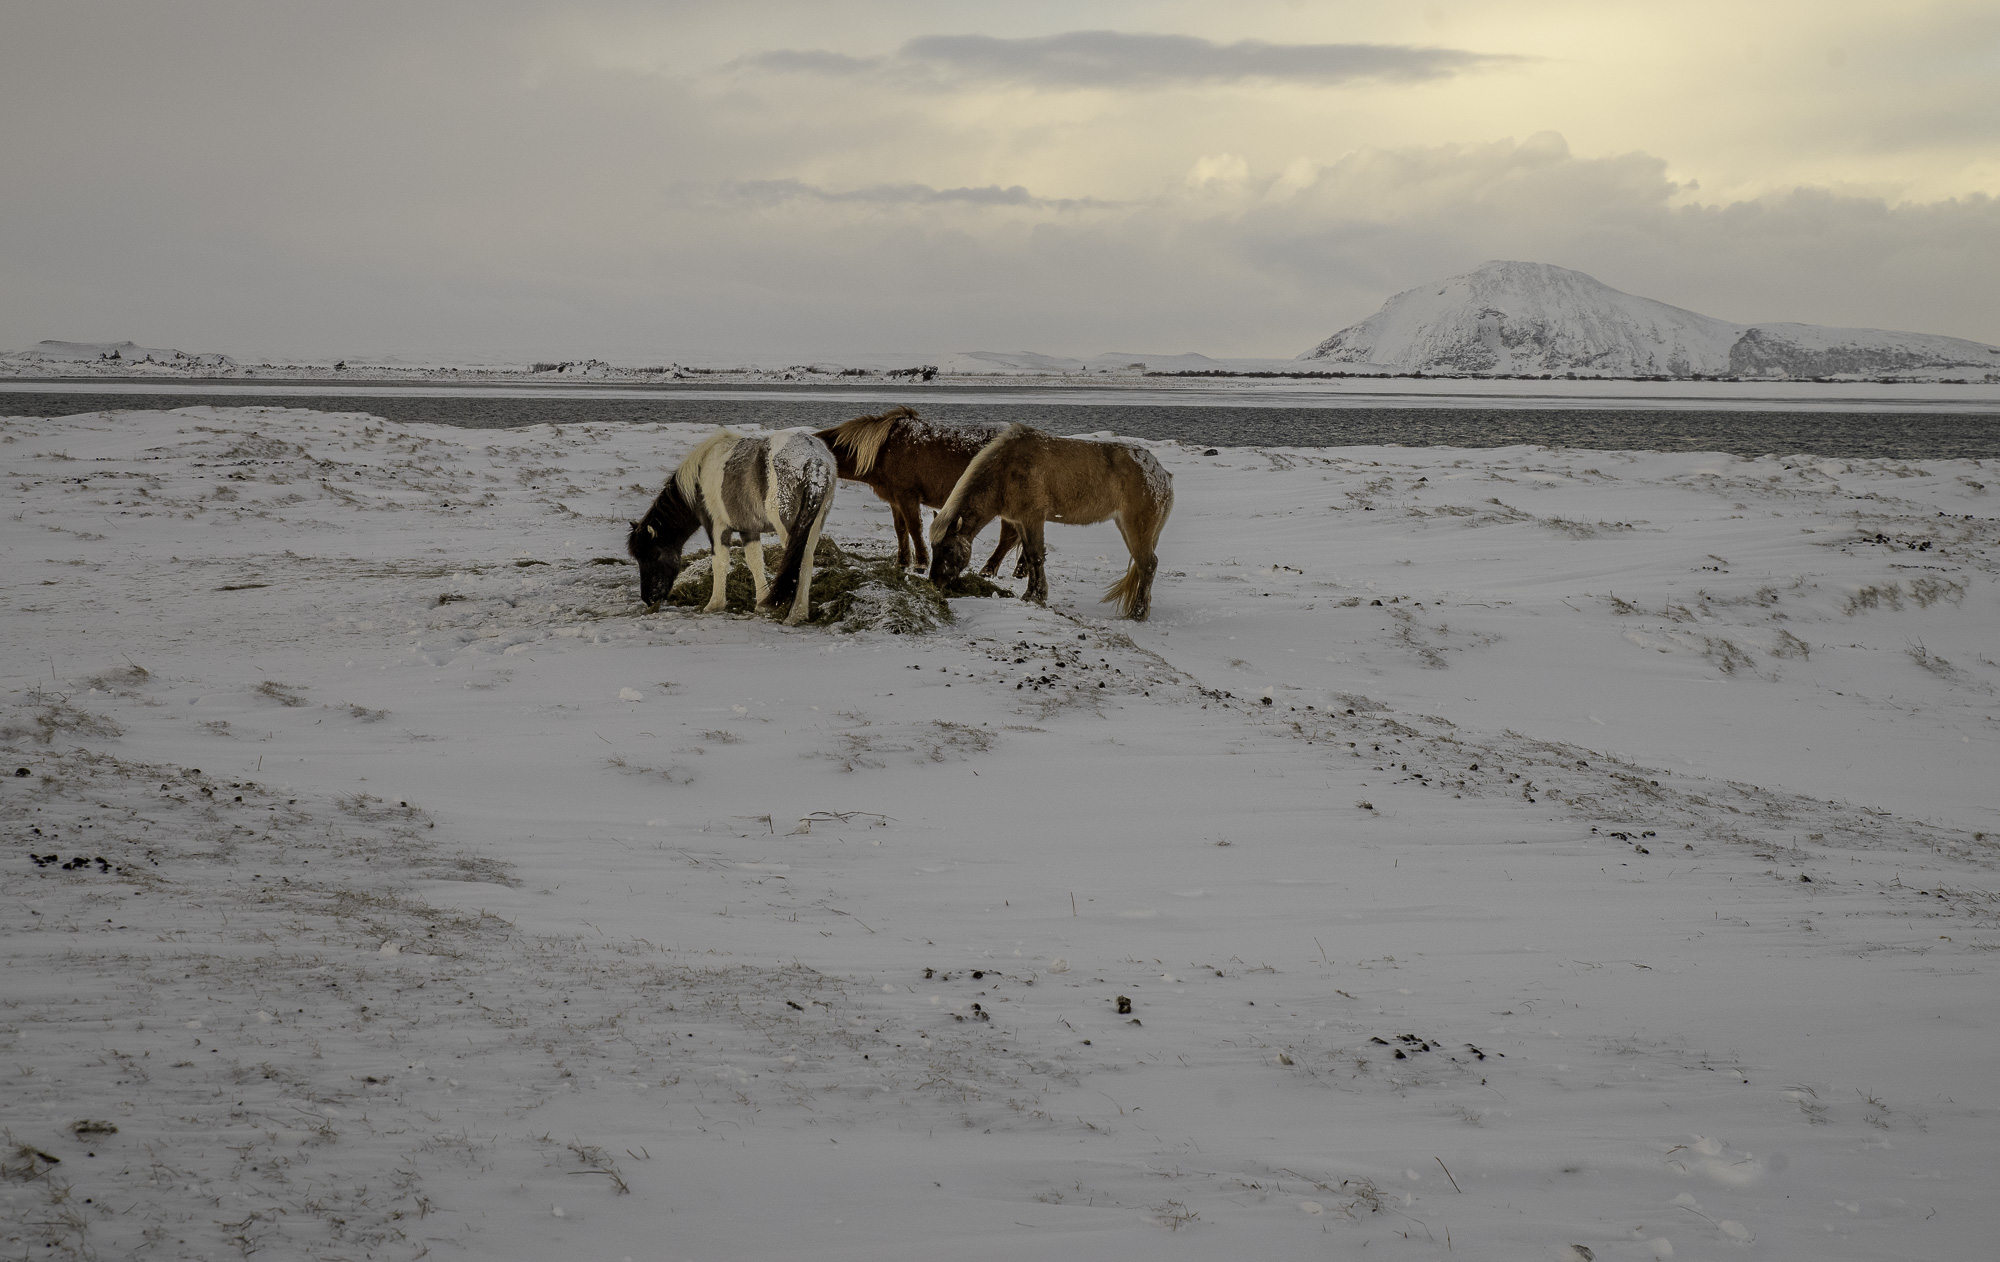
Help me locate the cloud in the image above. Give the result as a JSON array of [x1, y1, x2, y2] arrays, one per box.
[[4, 5, 1994, 360], [655, 135, 2000, 357], [735, 30, 1521, 90], [717, 179, 1123, 211]]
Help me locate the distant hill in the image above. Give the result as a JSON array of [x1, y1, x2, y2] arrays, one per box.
[[1298, 261, 2000, 380]]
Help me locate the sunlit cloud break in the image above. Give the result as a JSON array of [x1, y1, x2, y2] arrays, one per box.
[[737, 30, 1523, 89]]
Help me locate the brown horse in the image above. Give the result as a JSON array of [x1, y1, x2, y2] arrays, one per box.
[[814, 407, 1018, 573], [927, 424, 1173, 620]]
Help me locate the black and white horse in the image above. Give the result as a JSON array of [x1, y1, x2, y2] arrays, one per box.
[[627, 428, 837, 625]]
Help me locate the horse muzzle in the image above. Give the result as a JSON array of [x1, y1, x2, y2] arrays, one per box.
[[928, 542, 969, 585]]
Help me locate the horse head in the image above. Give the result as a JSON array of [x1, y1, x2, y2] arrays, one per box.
[[927, 527, 973, 585], [627, 518, 684, 605]]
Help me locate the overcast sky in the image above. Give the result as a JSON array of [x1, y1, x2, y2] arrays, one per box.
[[5, 0, 1997, 360]]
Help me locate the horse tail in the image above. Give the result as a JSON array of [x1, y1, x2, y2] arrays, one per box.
[[815, 406, 916, 477], [931, 422, 1027, 545], [1101, 566, 1145, 618], [765, 452, 836, 613]]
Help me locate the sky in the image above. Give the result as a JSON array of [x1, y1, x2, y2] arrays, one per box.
[[4, 0, 1998, 361]]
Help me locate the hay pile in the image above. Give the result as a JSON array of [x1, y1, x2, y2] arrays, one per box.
[[667, 538, 1010, 633]]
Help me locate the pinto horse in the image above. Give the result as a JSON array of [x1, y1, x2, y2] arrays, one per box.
[[814, 407, 1019, 574], [928, 424, 1173, 620], [626, 428, 836, 626]]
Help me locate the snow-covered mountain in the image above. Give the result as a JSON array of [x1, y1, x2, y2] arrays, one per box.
[[1299, 261, 2000, 380]]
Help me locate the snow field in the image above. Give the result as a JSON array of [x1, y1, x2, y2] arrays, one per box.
[[2, 405, 1996, 1260]]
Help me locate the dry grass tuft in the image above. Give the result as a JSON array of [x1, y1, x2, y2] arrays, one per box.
[[254, 680, 308, 707], [667, 538, 1007, 633]]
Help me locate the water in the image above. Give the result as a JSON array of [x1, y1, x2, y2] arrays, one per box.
[[6, 387, 1998, 460]]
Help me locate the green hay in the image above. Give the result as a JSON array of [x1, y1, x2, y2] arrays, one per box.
[[666, 538, 1011, 633]]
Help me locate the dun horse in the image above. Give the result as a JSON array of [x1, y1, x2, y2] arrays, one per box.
[[928, 424, 1173, 620], [814, 406, 1018, 574], [626, 428, 836, 626]]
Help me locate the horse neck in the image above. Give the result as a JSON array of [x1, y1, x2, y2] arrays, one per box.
[[945, 476, 1002, 541], [642, 482, 702, 552]]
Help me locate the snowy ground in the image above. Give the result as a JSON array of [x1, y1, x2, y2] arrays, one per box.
[[2, 406, 1995, 1261]]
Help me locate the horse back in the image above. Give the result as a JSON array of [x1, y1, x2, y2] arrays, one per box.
[[1025, 433, 1166, 525], [893, 419, 1006, 505]]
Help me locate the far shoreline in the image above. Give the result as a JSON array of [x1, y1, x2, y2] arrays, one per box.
[[4, 372, 2000, 415]]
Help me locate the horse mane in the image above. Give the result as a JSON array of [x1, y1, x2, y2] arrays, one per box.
[[930, 422, 1031, 544], [819, 406, 920, 476], [629, 473, 703, 560], [673, 429, 741, 503]]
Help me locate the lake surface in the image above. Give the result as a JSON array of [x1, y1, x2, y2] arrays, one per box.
[[5, 384, 1997, 460]]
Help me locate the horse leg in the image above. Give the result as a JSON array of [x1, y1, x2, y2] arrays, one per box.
[[706, 534, 731, 612], [1018, 519, 1048, 605], [980, 520, 1019, 578], [1111, 511, 1162, 621], [895, 493, 929, 570], [744, 537, 769, 606], [785, 512, 827, 626], [888, 497, 913, 569]]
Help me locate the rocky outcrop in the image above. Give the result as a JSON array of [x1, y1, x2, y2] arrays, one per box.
[[1726, 325, 2000, 379]]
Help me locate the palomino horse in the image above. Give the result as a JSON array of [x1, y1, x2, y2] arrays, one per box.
[[928, 424, 1173, 620], [627, 428, 836, 626], [814, 406, 1019, 574]]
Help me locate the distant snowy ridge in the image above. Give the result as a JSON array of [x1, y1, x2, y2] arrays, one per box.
[[0, 341, 1296, 381], [9, 339, 236, 368], [942, 350, 1298, 375], [1299, 261, 2000, 380]]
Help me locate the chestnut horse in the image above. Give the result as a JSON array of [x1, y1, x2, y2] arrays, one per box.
[[928, 424, 1173, 620], [814, 407, 1018, 574]]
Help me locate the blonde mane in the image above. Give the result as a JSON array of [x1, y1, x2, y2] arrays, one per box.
[[673, 429, 742, 502], [821, 406, 919, 476], [930, 423, 1027, 544]]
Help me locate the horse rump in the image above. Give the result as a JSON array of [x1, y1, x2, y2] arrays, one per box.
[[760, 449, 836, 615]]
